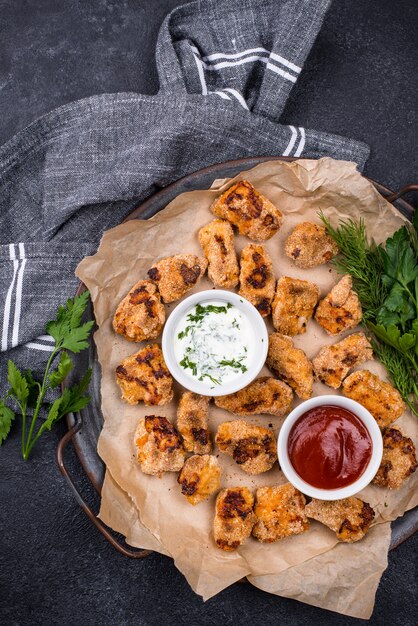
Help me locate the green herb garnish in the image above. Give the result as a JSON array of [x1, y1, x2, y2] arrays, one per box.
[[320, 212, 418, 417], [178, 326, 191, 339], [218, 358, 248, 373], [186, 302, 231, 323], [180, 356, 198, 376], [0, 291, 94, 459]]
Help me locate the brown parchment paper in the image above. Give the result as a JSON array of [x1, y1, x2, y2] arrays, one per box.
[[76, 158, 418, 619]]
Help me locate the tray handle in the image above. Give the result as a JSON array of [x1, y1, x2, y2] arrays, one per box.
[[385, 183, 418, 205], [56, 417, 151, 559]]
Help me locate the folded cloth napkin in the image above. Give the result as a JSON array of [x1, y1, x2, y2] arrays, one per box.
[[0, 0, 369, 391]]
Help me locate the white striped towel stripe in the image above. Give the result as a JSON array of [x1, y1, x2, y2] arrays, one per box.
[[11, 243, 27, 348], [24, 342, 55, 352], [283, 125, 298, 156], [201, 47, 301, 74], [294, 127, 306, 157], [1, 244, 19, 352]]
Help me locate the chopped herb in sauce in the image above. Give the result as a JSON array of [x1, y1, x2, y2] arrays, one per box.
[[175, 300, 252, 386]]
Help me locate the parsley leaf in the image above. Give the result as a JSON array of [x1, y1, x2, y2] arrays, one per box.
[[1, 292, 93, 459], [49, 351, 74, 388], [0, 401, 15, 444], [7, 360, 29, 405]]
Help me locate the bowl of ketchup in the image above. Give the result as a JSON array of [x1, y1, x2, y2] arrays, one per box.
[[278, 396, 383, 500]]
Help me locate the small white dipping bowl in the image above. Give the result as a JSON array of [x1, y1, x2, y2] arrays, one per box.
[[162, 290, 268, 396], [278, 395, 383, 500]]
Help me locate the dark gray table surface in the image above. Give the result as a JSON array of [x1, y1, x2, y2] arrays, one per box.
[[0, 1, 417, 625]]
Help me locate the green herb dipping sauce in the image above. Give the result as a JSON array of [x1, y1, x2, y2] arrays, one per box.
[[173, 300, 253, 389]]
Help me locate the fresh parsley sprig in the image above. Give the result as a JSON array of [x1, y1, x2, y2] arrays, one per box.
[[0, 291, 94, 459], [320, 211, 418, 418]]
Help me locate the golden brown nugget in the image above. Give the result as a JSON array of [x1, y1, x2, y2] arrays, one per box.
[[210, 180, 283, 241], [285, 221, 339, 268], [267, 332, 313, 400], [312, 333, 373, 389], [305, 497, 375, 543], [342, 369, 405, 430], [214, 487, 256, 551], [116, 344, 173, 405], [176, 392, 211, 454], [372, 427, 417, 489], [198, 219, 239, 288], [134, 416, 185, 476], [147, 254, 208, 303], [215, 420, 277, 474], [315, 275, 362, 336], [272, 276, 320, 336], [113, 280, 165, 342], [253, 483, 310, 542], [214, 376, 293, 417], [238, 243, 275, 316], [177, 454, 221, 505]]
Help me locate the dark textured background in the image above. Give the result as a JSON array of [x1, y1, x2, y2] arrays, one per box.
[[0, 1, 417, 625]]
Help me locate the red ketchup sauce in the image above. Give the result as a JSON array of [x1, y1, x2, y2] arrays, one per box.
[[288, 405, 372, 489]]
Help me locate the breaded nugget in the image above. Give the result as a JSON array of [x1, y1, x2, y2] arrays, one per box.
[[315, 275, 362, 335], [178, 454, 221, 505], [176, 392, 211, 454], [113, 280, 165, 342], [312, 333, 373, 389], [372, 427, 417, 489], [238, 244, 275, 316], [215, 420, 277, 474], [342, 369, 405, 429], [272, 276, 320, 336], [214, 376, 293, 417], [210, 180, 283, 241], [116, 343, 173, 405], [147, 254, 207, 303], [134, 416, 185, 476], [305, 497, 375, 543], [198, 219, 239, 288], [253, 483, 310, 542], [214, 487, 256, 551], [285, 221, 339, 268], [267, 332, 313, 400]]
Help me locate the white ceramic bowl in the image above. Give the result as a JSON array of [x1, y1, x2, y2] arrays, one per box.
[[278, 395, 383, 500], [162, 289, 268, 396]]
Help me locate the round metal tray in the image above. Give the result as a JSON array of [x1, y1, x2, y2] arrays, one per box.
[[57, 156, 418, 557]]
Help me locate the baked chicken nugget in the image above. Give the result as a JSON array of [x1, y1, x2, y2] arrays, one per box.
[[305, 497, 375, 543], [238, 243, 275, 316], [177, 391, 211, 454], [315, 275, 362, 336], [215, 420, 277, 474], [214, 376, 293, 417], [113, 280, 165, 342], [272, 276, 320, 336], [116, 343, 173, 405], [267, 332, 313, 400], [253, 483, 309, 543], [198, 219, 239, 288], [214, 487, 256, 551], [312, 333, 373, 389], [147, 254, 207, 303], [342, 369, 405, 430], [178, 454, 221, 505], [372, 427, 417, 489], [285, 221, 338, 268], [210, 180, 283, 241], [134, 416, 185, 476]]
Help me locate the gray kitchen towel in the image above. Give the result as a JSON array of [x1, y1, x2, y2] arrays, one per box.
[[0, 0, 369, 394]]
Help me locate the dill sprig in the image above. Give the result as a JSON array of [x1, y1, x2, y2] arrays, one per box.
[[318, 212, 387, 318]]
